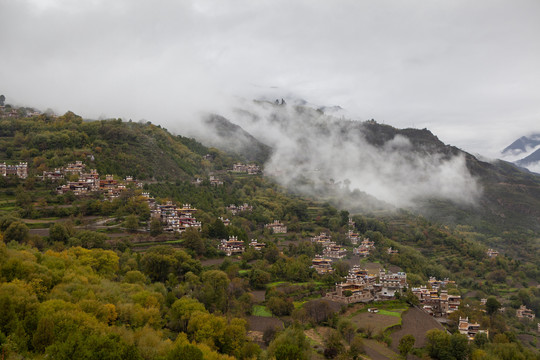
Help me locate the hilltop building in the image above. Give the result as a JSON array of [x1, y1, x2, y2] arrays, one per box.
[[227, 203, 253, 215], [151, 202, 201, 233], [0, 162, 28, 179], [311, 232, 333, 247], [458, 317, 489, 341], [412, 287, 461, 317], [516, 305, 536, 320], [219, 236, 245, 256], [249, 239, 265, 251], [265, 220, 287, 234], [353, 238, 375, 257], [219, 217, 231, 226], [323, 244, 347, 259], [486, 248, 499, 258], [311, 256, 333, 275], [326, 267, 406, 304], [209, 175, 223, 186], [231, 163, 260, 174], [347, 229, 360, 245]]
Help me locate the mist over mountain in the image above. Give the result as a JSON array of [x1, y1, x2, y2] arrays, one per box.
[[516, 149, 540, 174], [199, 114, 271, 163], [199, 100, 481, 210]]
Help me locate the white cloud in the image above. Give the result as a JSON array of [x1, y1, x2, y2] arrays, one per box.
[[0, 0, 539, 157]]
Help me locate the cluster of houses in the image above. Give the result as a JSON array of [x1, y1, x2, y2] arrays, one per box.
[[0, 105, 41, 118], [458, 317, 488, 341], [353, 238, 375, 257], [149, 201, 201, 233], [219, 217, 231, 226], [0, 162, 28, 179], [516, 305, 536, 320], [265, 220, 287, 234], [53, 161, 142, 199], [209, 175, 223, 186], [326, 266, 407, 304], [310, 233, 347, 275], [231, 163, 260, 175], [411, 287, 461, 317], [218, 237, 265, 256], [486, 248, 499, 258], [226, 203, 253, 215], [347, 218, 360, 244], [192, 174, 225, 187], [411, 277, 461, 317]]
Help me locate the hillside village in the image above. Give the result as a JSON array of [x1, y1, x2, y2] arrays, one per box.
[[0, 106, 538, 359]]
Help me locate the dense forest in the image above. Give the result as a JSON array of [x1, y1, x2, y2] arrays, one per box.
[[0, 108, 538, 359]]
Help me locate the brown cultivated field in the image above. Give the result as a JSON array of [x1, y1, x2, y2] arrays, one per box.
[[350, 312, 401, 334], [250, 290, 266, 303], [363, 339, 399, 360], [247, 315, 283, 332], [390, 306, 445, 351]]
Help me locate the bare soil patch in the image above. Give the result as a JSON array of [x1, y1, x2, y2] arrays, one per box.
[[390, 306, 445, 351], [247, 315, 283, 332], [517, 333, 539, 352], [29, 228, 49, 236], [363, 339, 399, 360], [350, 312, 401, 335], [250, 290, 266, 303]]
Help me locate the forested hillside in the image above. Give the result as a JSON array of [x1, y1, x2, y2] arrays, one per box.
[[0, 111, 228, 181], [0, 108, 538, 359]]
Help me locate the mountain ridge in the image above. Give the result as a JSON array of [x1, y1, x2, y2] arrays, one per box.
[[201, 102, 540, 232]]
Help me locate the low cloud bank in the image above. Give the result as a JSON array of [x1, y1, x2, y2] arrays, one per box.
[[220, 101, 482, 209]]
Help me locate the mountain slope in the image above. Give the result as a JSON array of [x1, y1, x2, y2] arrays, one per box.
[[204, 101, 540, 232], [0, 111, 219, 181], [200, 114, 271, 163], [516, 147, 540, 168], [502, 133, 540, 156]]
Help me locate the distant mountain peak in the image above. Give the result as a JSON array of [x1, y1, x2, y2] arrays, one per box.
[[502, 133, 540, 156]]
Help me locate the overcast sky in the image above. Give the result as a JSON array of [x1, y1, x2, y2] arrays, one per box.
[[1, 0, 539, 158]]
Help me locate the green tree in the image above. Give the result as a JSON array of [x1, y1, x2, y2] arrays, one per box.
[[32, 317, 55, 352], [485, 297, 501, 316], [49, 223, 69, 243], [425, 329, 452, 360], [473, 332, 489, 349], [249, 268, 271, 289], [199, 270, 230, 312], [124, 214, 139, 233], [337, 318, 356, 344], [4, 221, 29, 243], [450, 333, 469, 360], [324, 329, 344, 359], [208, 218, 228, 239], [166, 343, 203, 360], [267, 296, 294, 316], [348, 335, 364, 360], [398, 334, 415, 359], [182, 228, 205, 255], [140, 247, 178, 282], [169, 297, 207, 332], [149, 218, 162, 237], [333, 260, 350, 277], [268, 327, 310, 360]]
